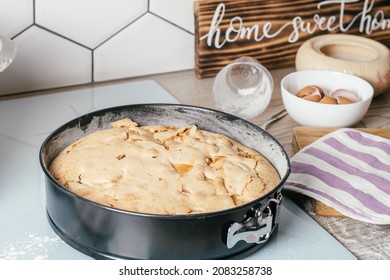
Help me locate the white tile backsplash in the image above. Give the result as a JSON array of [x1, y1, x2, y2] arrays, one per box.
[[0, 0, 196, 95], [150, 0, 195, 33], [0, 26, 92, 95], [0, 0, 33, 38], [94, 13, 194, 82], [35, 0, 148, 49]]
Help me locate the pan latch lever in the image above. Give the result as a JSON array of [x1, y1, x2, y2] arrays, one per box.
[[226, 194, 282, 249]]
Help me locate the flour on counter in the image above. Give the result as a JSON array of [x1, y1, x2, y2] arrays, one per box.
[[0, 230, 62, 260]]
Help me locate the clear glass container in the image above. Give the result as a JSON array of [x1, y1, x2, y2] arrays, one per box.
[[0, 35, 17, 72], [212, 57, 274, 119]]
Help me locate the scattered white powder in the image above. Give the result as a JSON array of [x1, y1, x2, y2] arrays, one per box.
[[0, 231, 61, 260]]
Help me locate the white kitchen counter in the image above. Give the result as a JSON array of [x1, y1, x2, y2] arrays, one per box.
[[0, 78, 356, 260]]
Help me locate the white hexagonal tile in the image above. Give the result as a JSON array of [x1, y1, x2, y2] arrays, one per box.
[[0, 26, 92, 95], [35, 0, 148, 49], [0, 0, 33, 38], [150, 0, 195, 33], [94, 13, 194, 82]]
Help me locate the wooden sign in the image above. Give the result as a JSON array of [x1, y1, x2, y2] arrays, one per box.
[[194, 0, 390, 78]]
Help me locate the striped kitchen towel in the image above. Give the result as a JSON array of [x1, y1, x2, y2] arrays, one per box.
[[284, 128, 390, 224]]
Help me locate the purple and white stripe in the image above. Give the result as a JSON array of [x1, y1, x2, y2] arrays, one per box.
[[285, 128, 390, 224]]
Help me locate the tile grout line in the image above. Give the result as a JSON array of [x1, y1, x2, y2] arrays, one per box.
[[148, 11, 194, 36], [7, 0, 194, 91]]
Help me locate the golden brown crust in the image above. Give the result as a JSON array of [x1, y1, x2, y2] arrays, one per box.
[[49, 118, 280, 215]]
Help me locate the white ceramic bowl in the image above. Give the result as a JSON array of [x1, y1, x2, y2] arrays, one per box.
[[281, 70, 374, 128]]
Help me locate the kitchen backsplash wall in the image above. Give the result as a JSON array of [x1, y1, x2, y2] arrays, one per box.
[[0, 0, 195, 96]]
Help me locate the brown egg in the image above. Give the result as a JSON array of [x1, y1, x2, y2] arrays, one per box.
[[336, 96, 354, 104], [329, 89, 358, 103], [319, 96, 338, 104], [303, 94, 322, 102], [311, 85, 327, 97], [296, 85, 314, 97], [296, 85, 325, 98]]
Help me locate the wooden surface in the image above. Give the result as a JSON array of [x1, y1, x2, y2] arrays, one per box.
[[194, 0, 390, 78], [292, 127, 390, 217]]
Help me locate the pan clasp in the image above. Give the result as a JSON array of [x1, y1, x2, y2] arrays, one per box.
[[226, 193, 282, 249]]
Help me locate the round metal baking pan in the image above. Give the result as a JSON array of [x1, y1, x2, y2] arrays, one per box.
[[39, 103, 290, 259]]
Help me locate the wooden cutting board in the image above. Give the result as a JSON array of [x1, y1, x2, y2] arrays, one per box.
[[292, 127, 390, 217]]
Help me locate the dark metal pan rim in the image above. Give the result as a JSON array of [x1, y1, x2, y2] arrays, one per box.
[[39, 103, 290, 219]]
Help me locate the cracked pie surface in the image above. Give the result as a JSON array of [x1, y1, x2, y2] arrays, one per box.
[[49, 118, 280, 215]]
